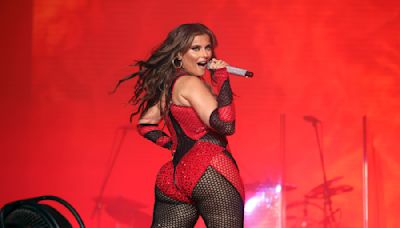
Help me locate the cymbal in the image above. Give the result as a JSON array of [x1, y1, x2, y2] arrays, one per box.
[[306, 184, 354, 199], [305, 176, 343, 198]]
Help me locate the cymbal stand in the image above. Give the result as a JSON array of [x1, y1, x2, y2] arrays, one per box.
[[306, 118, 336, 227]]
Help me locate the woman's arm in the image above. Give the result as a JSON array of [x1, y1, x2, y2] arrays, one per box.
[[137, 103, 172, 149], [175, 68, 235, 135]]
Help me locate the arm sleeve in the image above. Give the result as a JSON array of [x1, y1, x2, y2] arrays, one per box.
[[209, 68, 236, 135], [137, 123, 172, 149]]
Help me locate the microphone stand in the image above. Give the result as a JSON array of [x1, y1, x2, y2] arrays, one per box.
[[307, 119, 336, 227]]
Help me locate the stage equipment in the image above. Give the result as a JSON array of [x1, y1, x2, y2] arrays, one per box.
[[286, 198, 324, 228], [244, 182, 296, 228], [0, 195, 85, 228], [303, 115, 342, 227], [305, 176, 353, 199]]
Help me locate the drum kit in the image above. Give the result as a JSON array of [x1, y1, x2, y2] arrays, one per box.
[[244, 115, 355, 227], [283, 116, 354, 227], [245, 176, 353, 228], [286, 176, 353, 228]]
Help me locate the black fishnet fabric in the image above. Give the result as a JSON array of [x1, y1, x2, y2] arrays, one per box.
[[151, 188, 199, 228], [216, 80, 233, 107], [199, 132, 227, 148], [145, 131, 172, 149], [209, 110, 235, 136], [221, 149, 239, 169], [169, 111, 196, 167], [138, 123, 172, 149], [192, 166, 244, 228], [210, 80, 235, 136]]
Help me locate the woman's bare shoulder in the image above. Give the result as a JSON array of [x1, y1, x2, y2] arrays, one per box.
[[174, 75, 207, 93], [172, 76, 212, 106]]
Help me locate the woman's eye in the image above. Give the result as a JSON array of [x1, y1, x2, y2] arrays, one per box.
[[192, 47, 200, 51], [205, 46, 212, 51]]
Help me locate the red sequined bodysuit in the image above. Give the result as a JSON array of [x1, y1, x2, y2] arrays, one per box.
[[137, 68, 244, 227]]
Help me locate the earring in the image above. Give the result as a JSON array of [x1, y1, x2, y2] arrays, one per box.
[[172, 58, 183, 69]]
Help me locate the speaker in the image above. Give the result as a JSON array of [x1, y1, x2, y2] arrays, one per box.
[[0, 195, 85, 228]]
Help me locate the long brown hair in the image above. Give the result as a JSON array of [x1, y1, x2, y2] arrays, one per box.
[[115, 23, 218, 121]]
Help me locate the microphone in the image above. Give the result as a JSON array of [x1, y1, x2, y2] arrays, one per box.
[[303, 115, 320, 124], [207, 62, 254, 77]]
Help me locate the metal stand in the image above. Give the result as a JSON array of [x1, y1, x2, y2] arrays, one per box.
[[306, 117, 337, 227], [280, 114, 286, 228], [362, 116, 368, 228]]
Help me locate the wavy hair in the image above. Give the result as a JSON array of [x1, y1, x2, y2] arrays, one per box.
[[115, 23, 218, 121]]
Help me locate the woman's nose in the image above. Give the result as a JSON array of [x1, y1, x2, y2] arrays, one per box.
[[201, 48, 211, 58]]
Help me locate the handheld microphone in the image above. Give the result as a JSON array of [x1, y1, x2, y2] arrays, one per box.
[[207, 62, 254, 77]]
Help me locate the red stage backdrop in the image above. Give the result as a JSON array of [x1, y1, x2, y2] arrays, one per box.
[[1, 0, 399, 227]]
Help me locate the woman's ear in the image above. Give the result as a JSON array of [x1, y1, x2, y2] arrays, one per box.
[[177, 53, 183, 60]]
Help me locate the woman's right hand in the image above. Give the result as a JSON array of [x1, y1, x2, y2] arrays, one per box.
[[207, 58, 229, 70]]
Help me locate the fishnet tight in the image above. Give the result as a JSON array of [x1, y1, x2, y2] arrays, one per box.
[[151, 167, 244, 228]]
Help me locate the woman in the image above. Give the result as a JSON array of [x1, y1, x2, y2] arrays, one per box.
[[119, 23, 244, 227]]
